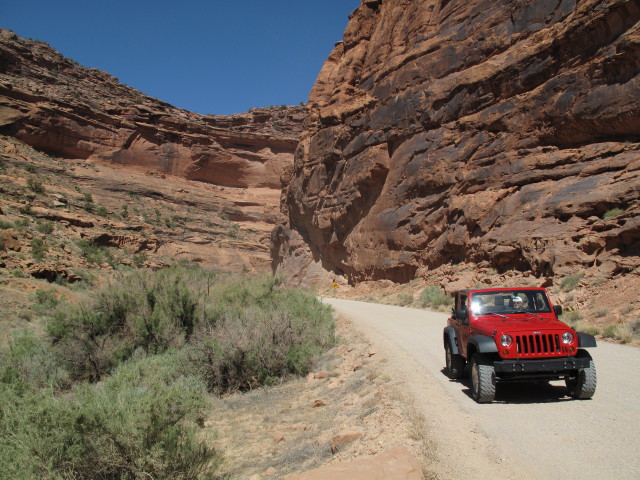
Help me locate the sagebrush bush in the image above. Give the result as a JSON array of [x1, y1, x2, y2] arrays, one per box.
[[48, 267, 206, 381], [418, 286, 450, 310], [561, 273, 583, 292], [0, 330, 69, 393], [563, 310, 583, 325], [0, 353, 219, 480], [47, 267, 335, 390], [189, 286, 335, 393], [395, 292, 414, 306]]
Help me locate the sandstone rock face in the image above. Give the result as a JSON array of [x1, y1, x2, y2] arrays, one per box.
[[273, 0, 640, 285], [0, 29, 304, 189]]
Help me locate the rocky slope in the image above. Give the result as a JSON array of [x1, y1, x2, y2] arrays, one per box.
[[0, 28, 304, 189], [273, 0, 640, 293], [0, 29, 307, 334]]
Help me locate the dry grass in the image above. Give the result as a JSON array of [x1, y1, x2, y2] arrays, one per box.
[[205, 319, 430, 479]]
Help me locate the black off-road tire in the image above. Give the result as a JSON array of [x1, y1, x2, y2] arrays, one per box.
[[470, 354, 496, 403], [566, 352, 597, 399], [445, 342, 466, 379]]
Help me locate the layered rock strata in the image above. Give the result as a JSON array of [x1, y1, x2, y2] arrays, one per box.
[[273, 0, 640, 285], [0, 29, 304, 189]]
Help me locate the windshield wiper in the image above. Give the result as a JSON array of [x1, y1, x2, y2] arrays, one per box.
[[486, 312, 508, 319], [502, 311, 543, 318]]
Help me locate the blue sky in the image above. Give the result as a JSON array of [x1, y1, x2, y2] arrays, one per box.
[[1, 1, 360, 115]]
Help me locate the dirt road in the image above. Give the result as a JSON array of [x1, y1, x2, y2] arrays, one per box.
[[324, 298, 640, 480]]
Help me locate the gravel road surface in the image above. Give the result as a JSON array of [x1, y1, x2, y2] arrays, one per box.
[[324, 297, 640, 480]]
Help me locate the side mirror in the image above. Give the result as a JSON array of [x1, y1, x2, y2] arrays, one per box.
[[554, 305, 563, 317], [455, 308, 468, 322]]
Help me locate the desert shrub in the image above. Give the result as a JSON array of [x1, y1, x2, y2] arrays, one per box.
[[563, 310, 583, 325], [620, 304, 634, 315], [27, 178, 45, 193], [572, 321, 600, 337], [35, 220, 54, 234], [594, 308, 608, 318], [395, 292, 414, 306], [32, 288, 60, 315], [0, 330, 69, 394], [76, 239, 114, 265], [602, 323, 633, 343], [47, 267, 335, 390], [189, 283, 335, 393], [561, 273, 583, 292], [47, 268, 202, 381], [602, 208, 623, 220], [602, 323, 617, 338], [0, 219, 12, 229], [18, 204, 32, 215], [418, 286, 450, 310], [0, 353, 219, 480], [30, 237, 46, 261], [95, 205, 108, 217]]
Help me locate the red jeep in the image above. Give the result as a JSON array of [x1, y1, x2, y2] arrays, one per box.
[[443, 287, 597, 403]]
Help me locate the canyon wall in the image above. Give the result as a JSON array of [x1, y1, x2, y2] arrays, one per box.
[[273, 0, 640, 286], [0, 29, 304, 189]]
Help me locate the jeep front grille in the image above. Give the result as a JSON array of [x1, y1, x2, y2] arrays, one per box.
[[515, 334, 568, 355]]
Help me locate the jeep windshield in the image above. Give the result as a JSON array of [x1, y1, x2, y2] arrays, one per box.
[[469, 290, 551, 315]]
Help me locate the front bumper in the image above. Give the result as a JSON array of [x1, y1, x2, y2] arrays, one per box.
[[494, 356, 590, 376]]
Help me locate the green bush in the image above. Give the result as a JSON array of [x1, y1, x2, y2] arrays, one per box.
[[602, 323, 618, 339], [0, 330, 69, 394], [572, 321, 600, 337], [189, 283, 335, 393], [32, 289, 60, 315], [96, 205, 108, 217], [47, 268, 335, 390], [30, 237, 46, 261], [418, 286, 450, 310], [27, 178, 45, 193], [0, 353, 219, 479], [561, 273, 583, 292], [35, 221, 54, 234], [76, 239, 114, 265], [602, 208, 623, 220], [563, 310, 583, 325]]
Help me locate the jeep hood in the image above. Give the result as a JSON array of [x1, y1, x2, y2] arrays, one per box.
[[474, 314, 570, 333]]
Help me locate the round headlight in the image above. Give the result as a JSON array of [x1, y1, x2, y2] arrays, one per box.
[[562, 331, 574, 344], [500, 334, 513, 347]]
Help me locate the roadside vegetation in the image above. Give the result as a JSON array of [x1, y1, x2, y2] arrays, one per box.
[[354, 284, 453, 312], [0, 267, 335, 479]]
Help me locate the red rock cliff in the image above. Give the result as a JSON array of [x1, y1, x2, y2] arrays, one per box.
[[0, 29, 304, 189], [273, 0, 640, 285]]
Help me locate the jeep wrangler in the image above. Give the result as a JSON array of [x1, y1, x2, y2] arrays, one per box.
[[443, 287, 597, 403]]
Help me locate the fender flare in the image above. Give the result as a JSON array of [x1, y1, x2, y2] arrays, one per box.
[[443, 326, 460, 355], [468, 334, 498, 354], [577, 332, 597, 348]]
